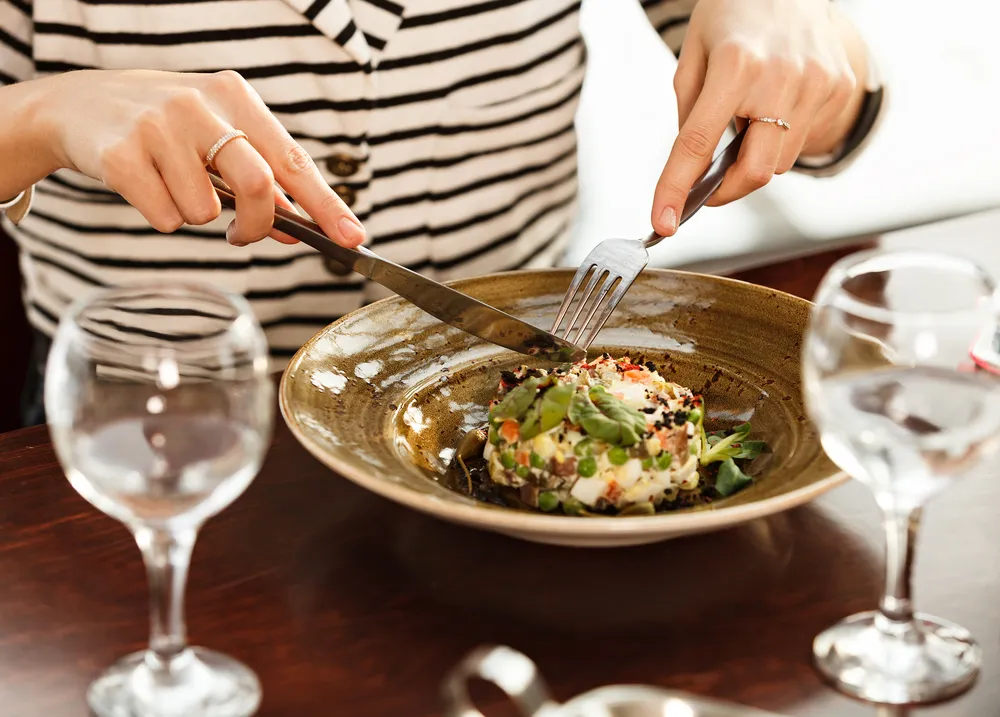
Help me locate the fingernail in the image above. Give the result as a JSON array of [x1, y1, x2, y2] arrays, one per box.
[[338, 216, 366, 246], [658, 206, 677, 236], [226, 220, 247, 247]]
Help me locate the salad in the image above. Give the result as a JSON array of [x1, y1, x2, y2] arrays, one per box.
[[467, 355, 767, 516]]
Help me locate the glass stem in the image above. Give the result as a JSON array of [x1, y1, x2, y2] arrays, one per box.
[[135, 527, 197, 670], [879, 506, 922, 624]]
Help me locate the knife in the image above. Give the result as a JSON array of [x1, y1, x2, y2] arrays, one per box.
[[209, 174, 586, 363]]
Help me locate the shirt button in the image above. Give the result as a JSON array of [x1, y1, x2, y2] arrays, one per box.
[[326, 154, 360, 177], [323, 256, 353, 276], [333, 184, 357, 208]]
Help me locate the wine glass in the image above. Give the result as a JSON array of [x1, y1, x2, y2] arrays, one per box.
[[44, 282, 274, 717], [803, 249, 1000, 705]]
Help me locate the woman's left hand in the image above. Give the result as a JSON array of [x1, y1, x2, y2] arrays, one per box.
[[651, 0, 869, 236]]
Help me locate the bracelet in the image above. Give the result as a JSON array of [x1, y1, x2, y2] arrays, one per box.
[[0, 185, 35, 225]]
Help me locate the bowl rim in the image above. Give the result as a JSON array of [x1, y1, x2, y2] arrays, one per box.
[[279, 267, 848, 537]]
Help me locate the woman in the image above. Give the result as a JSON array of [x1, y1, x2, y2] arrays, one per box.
[[0, 0, 882, 425]]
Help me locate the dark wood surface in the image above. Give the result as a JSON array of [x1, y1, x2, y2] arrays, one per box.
[[1, 219, 999, 717]]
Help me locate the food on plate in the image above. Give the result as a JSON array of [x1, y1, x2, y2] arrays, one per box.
[[450, 355, 768, 517]]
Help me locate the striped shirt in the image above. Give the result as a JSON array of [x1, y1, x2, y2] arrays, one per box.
[[1, 0, 697, 360]]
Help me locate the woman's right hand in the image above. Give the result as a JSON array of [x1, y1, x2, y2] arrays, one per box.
[[36, 69, 366, 248]]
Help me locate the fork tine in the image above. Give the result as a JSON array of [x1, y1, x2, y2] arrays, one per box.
[[564, 267, 608, 342], [580, 276, 635, 349], [551, 264, 594, 336], [568, 274, 620, 346]]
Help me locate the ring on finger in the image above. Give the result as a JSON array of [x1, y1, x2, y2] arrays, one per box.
[[204, 129, 249, 168], [748, 116, 791, 131]]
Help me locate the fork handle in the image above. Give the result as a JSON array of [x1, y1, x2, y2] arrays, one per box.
[[643, 126, 748, 250]]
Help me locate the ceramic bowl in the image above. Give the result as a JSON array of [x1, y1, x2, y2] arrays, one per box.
[[280, 269, 845, 547]]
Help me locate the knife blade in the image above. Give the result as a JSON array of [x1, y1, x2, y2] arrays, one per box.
[[209, 174, 586, 363]]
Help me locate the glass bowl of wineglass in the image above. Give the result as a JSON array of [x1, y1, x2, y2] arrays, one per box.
[[44, 282, 274, 717], [803, 249, 1000, 705]]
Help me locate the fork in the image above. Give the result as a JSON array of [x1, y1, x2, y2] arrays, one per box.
[[551, 126, 747, 349]]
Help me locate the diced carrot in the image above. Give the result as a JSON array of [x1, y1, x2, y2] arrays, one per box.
[[516, 450, 530, 466], [500, 420, 520, 443]]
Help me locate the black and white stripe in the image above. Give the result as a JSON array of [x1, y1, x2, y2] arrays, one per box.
[[1, 0, 689, 362]]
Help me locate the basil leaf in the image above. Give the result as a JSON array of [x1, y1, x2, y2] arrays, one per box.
[[539, 383, 574, 432], [715, 458, 753, 497], [568, 391, 622, 444], [490, 377, 541, 422], [589, 387, 647, 446]]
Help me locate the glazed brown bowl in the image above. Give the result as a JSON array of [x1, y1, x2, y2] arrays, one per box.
[[279, 269, 845, 547]]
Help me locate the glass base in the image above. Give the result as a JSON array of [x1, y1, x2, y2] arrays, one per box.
[[87, 646, 261, 717], [813, 610, 981, 705]]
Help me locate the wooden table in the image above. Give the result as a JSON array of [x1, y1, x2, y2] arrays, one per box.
[[1, 219, 999, 717]]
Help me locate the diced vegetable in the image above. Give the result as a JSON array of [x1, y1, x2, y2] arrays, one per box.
[[577, 456, 598, 477], [538, 492, 559, 512], [499, 420, 520, 443], [607, 447, 629, 465]]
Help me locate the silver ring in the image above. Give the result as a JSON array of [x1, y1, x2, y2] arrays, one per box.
[[749, 116, 791, 131], [204, 129, 248, 167]]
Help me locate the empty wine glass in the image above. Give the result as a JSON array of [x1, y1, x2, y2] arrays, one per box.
[[803, 249, 1000, 705], [45, 283, 274, 717]]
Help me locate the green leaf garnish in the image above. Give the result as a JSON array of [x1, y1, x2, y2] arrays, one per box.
[[699, 421, 754, 465], [715, 458, 753, 497], [731, 440, 767, 460], [539, 383, 574, 432], [519, 404, 542, 440], [568, 390, 622, 444], [489, 377, 542, 423]]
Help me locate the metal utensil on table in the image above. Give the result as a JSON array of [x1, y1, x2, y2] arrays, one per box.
[[209, 173, 585, 364], [443, 644, 791, 717], [551, 127, 747, 349]]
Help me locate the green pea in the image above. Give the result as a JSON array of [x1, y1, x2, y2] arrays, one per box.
[[538, 492, 559, 512], [516, 465, 531, 479], [641, 457, 653, 470], [573, 439, 593, 457], [488, 424, 501, 446], [687, 407, 702, 425], [608, 447, 629, 465], [655, 452, 673, 471], [500, 451, 517, 470], [530, 452, 546, 470], [577, 456, 598, 477]]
